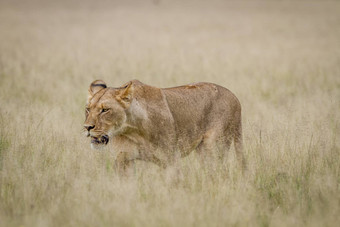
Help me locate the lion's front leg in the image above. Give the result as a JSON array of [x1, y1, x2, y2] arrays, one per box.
[[115, 152, 137, 176]]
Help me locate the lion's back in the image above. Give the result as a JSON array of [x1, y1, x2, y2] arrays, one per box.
[[160, 82, 241, 136]]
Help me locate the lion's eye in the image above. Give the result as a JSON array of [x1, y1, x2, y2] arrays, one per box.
[[101, 108, 109, 113]]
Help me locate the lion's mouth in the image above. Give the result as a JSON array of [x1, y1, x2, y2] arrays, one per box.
[[90, 135, 109, 145]]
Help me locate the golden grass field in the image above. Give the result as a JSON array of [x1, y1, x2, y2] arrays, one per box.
[[0, 0, 339, 226]]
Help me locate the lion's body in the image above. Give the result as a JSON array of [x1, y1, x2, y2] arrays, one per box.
[[84, 80, 246, 173]]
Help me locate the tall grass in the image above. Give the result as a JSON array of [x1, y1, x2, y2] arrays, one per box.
[[0, 0, 339, 226]]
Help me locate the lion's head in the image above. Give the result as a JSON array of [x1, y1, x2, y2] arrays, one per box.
[[84, 80, 134, 149]]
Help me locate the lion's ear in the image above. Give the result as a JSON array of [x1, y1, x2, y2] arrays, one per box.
[[116, 81, 134, 104], [88, 80, 107, 102]]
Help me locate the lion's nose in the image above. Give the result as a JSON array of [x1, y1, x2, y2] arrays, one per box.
[[84, 125, 95, 132]]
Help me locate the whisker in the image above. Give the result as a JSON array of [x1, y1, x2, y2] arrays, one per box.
[[92, 130, 105, 133]]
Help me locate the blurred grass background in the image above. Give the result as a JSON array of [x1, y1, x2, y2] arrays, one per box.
[[0, 0, 339, 226]]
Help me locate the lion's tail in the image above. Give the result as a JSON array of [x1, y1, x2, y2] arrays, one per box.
[[234, 116, 247, 172]]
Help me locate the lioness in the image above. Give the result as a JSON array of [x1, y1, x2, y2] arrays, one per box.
[[84, 80, 246, 173]]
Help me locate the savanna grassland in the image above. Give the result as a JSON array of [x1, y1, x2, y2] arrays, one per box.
[[0, 0, 339, 226]]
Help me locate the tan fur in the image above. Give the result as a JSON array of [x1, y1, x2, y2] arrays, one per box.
[[84, 80, 246, 174]]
